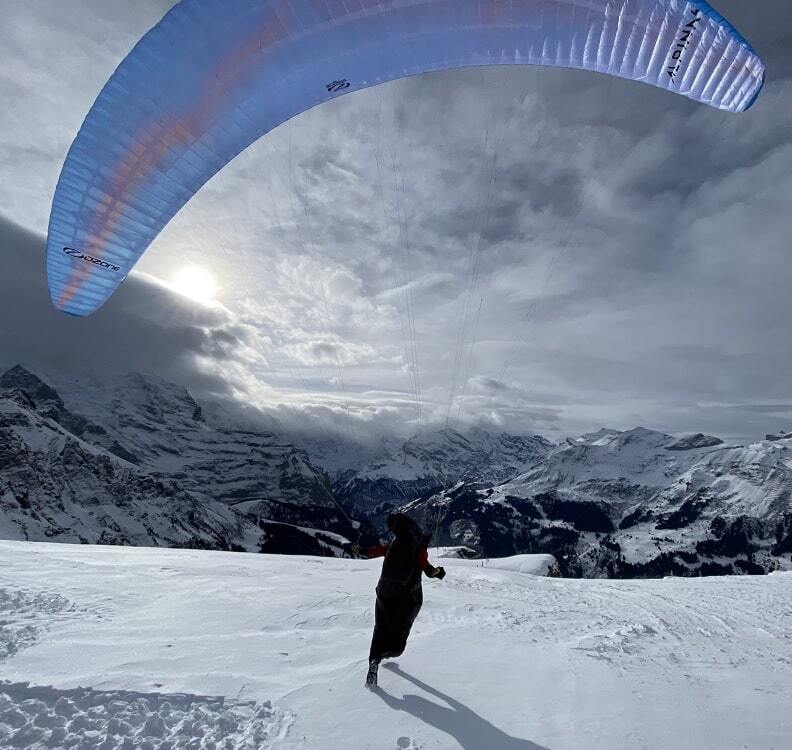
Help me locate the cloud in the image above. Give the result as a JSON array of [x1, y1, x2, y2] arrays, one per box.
[[1, 0, 791, 443], [0, 218, 425, 441], [0, 218, 243, 398]]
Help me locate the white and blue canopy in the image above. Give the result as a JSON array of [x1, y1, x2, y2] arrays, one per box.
[[46, 0, 765, 316]]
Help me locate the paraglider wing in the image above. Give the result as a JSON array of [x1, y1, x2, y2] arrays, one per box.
[[46, 0, 765, 316]]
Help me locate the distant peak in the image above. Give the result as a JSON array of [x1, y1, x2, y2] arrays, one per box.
[[624, 426, 660, 436], [571, 428, 621, 446], [120, 371, 204, 423], [404, 428, 466, 447], [2, 363, 40, 383], [0, 365, 63, 408], [666, 433, 724, 451], [569, 426, 673, 450]]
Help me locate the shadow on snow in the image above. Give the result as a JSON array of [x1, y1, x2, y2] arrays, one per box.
[[374, 663, 551, 750]]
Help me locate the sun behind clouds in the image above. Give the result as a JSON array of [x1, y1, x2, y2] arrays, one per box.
[[170, 266, 217, 304]]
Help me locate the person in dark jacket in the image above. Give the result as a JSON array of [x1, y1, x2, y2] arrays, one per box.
[[346, 512, 445, 687]]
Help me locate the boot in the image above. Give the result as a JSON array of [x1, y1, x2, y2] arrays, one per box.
[[365, 659, 379, 688]]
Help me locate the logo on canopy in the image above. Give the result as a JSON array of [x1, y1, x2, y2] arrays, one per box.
[[667, 7, 702, 81], [63, 247, 121, 273], [326, 79, 350, 93]]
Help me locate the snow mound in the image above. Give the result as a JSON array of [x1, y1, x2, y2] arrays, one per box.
[[0, 682, 294, 750], [432, 546, 478, 559], [435, 552, 560, 576], [481, 554, 559, 576]]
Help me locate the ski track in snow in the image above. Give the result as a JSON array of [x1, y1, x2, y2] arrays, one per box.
[[1, 541, 791, 750]]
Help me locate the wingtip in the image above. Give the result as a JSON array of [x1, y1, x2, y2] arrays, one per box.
[[742, 68, 766, 112]]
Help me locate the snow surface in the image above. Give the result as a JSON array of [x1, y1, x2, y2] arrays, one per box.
[[2, 542, 791, 750], [431, 549, 558, 576]]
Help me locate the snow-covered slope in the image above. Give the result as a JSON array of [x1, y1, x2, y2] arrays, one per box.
[[2, 541, 791, 749], [409, 427, 792, 577], [0, 386, 256, 549], [0, 366, 364, 553], [36, 368, 334, 513]]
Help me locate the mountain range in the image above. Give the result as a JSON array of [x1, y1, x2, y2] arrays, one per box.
[[405, 426, 792, 576], [1, 364, 790, 577]]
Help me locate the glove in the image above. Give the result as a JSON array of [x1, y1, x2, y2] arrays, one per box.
[[343, 542, 362, 558], [429, 566, 446, 580]]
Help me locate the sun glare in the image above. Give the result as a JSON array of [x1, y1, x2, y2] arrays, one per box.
[[171, 267, 218, 304]]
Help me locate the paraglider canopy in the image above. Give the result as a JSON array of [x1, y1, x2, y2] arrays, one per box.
[[46, 0, 765, 317]]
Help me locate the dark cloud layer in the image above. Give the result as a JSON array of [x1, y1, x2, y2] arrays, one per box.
[[0, 218, 239, 398], [1, 1, 791, 442]]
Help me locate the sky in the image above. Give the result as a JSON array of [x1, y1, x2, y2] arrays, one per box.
[[1, 0, 791, 444]]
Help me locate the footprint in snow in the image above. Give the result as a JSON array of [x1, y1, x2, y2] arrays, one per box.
[[396, 736, 422, 749], [0, 682, 295, 749], [0, 588, 84, 661]]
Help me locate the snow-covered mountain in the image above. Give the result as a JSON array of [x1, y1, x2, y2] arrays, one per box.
[[332, 427, 553, 521], [24, 368, 332, 510], [0, 366, 362, 554], [0, 383, 253, 549], [4, 364, 791, 579], [405, 426, 792, 577]]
